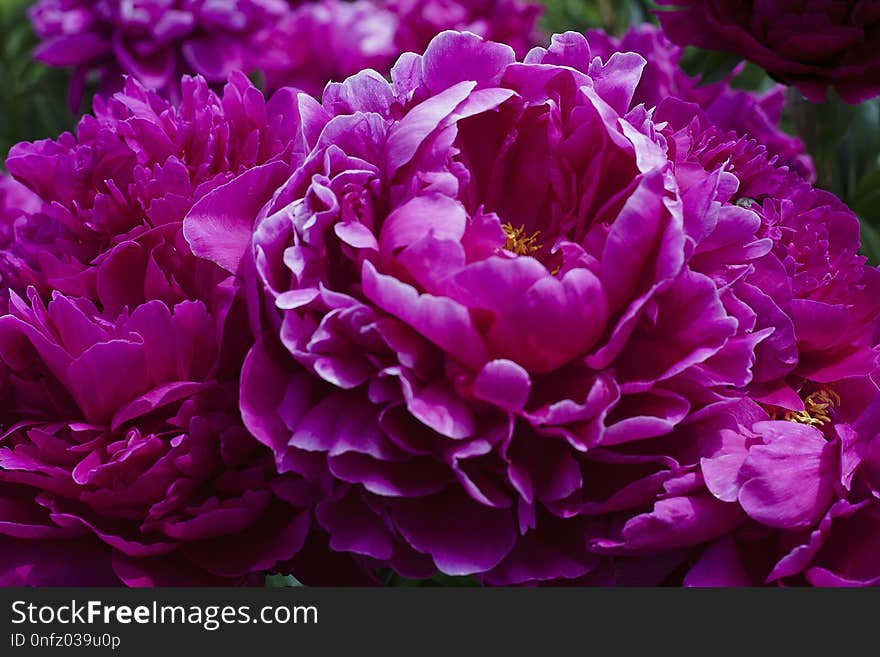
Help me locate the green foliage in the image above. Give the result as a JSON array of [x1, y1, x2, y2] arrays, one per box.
[[382, 570, 480, 587], [540, 0, 655, 36], [729, 62, 776, 93], [785, 89, 880, 263], [682, 48, 742, 87], [266, 573, 305, 587], [0, 0, 75, 161]]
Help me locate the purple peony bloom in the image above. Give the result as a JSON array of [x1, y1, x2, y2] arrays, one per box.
[[2, 72, 298, 309], [688, 378, 880, 586], [183, 30, 845, 584], [656, 0, 880, 103], [259, 0, 401, 98], [0, 291, 312, 586], [586, 24, 814, 181], [656, 98, 880, 402], [29, 0, 287, 105], [30, 0, 541, 107], [385, 0, 539, 57], [260, 0, 541, 95], [652, 83, 880, 586], [0, 74, 325, 585]]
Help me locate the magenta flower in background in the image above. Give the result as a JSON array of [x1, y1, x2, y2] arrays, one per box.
[[385, 0, 539, 57], [690, 379, 880, 586], [183, 30, 843, 584], [28, 0, 287, 105], [586, 24, 814, 181], [260, 0, 541, 95], [29, 0, 542, 105], [259, 0, 401, 97], [656, 1, 880, 103], [656, 98, 880, 402]]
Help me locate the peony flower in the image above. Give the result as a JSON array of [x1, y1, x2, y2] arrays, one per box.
[[656, 98, 880, 402], [185, 30, 813, 584], [656, 0, 880, 103], [31, 0, 541, 106], [259, 0, 402, 98], [586, 24, 814, 181], [687, 376, 880, 586], [0, 73, 323, 585], [2, 72, 298, 309], [385, 0, 540, 58], [0, 290, 312, 586], [29, 0, 287, 106], [653, 76, 880, 586], [260, 0, 541, 95]]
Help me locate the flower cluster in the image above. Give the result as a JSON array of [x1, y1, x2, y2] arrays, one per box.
[[656, 0, 880, 103], [5, 16, 880, 586], [29, 0, 541, 103]]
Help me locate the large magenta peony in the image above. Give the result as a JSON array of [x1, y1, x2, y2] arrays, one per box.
[[0, 291, 313, 586], [182, 30, 842, 584], [1, 72, 299, 308]]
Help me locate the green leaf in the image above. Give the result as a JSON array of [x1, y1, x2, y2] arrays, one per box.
[[853, 169, 880, 219], [695, 49, 743, 86], [0, 0, 77, 159], [539, 0, 658, 36], [858, 217, 880, 266], [5, 23, 29, 59], [381, 569, 480, 587], [788, 88, 859, 191], [265, 573, 305, 587], [837, 100, 880, 196], [730, 62, 776, 92], [0, 0, 32, 23]]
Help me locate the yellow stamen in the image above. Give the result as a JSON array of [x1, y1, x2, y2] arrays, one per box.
[[502, 223, 542, 257], [782, 388, 841, 427]]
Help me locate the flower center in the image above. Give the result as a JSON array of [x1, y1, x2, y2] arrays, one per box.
[[502, 223, 542, 257], [782, 388, 841, 427]]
